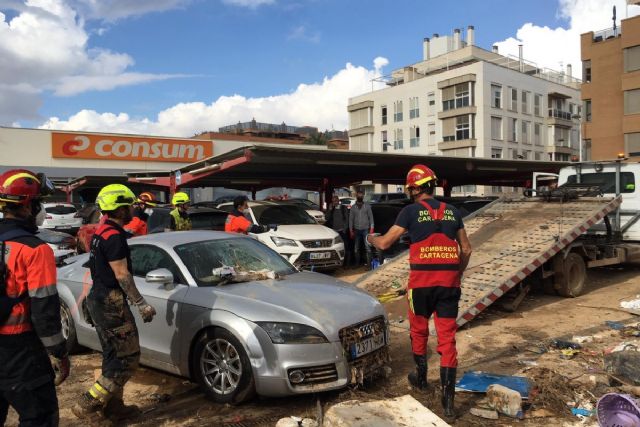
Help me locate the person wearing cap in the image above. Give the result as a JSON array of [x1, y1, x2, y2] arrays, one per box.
[[0, 169, 69, 426], [169, 192, 192, 231], [72, 184, 156, 422], [367, 165, 472, 421], [124, 192, 157, 237]]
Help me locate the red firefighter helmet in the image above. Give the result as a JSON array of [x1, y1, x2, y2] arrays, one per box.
[[405, 164, 437, 189], [0, 169, 52, 206], [137, 191, 158, 207]]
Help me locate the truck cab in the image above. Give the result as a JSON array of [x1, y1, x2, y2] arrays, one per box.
[[558, 162, 640, 241]]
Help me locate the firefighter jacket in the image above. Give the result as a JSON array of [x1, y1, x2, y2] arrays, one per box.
[[0, 219, 65, 357], [170, 208, 192, 231]]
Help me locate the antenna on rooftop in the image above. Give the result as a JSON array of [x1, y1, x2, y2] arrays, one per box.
[[613, 5, 617, 36]]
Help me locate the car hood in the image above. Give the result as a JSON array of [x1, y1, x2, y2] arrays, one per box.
[[199, 272, 384, 341], [256, 224, 336, 241]]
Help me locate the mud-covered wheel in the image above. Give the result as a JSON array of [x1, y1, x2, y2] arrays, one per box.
[[60, 300, 82, 353], [553, 252, 587, 297], [192, 329, 255, 404]]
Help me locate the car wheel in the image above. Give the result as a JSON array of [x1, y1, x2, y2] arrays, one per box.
[[192, 328, 255, 404], [60, 300, 81, 353]]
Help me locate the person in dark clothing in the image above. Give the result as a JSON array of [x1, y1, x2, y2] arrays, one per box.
[[73, 184, 156, 423], [0, 169, 69, 427], [367, 165, 472, 421], [349, 191, 375, 269], [326, 195, 351, 267]]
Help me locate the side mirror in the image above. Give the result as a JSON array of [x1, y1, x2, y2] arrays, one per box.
[[146, 268, 174, 288]]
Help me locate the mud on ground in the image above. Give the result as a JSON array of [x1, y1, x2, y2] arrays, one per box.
[[6, 265, 640, 426]]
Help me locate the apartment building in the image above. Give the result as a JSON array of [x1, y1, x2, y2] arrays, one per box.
[[348, 27, 581, 194], [581, 12, 640, 160]]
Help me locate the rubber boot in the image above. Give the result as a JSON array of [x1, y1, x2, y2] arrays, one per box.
[[102, 389, 141, 421], [440, 367, 457, 421], [407, 354, 428, 391], [72, 392, 105, 420]]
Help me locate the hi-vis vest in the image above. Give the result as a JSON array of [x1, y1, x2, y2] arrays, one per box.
[[408, 201, 461, 289], [170, 208, 192, 231], [225, 213, 251, 234]]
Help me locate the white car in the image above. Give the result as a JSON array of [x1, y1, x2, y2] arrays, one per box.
[[339, 197, 356, 209], [35, 228, 77, 266], [217, 201, 344, 270], [41, 203, 82, 232]]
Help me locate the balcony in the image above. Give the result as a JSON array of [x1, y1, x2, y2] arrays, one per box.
[[546, 109, 574, 128], [438, 106, 476, 120], [438, 139, 477, 150]]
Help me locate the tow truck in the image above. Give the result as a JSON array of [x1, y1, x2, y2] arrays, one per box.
[[356, 159, 640, 326]]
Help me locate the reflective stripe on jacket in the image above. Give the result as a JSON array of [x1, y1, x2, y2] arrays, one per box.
[[408, 201, 461, 289]]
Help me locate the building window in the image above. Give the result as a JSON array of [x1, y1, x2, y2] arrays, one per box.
[[522, 150, 531, 160], [625, 133, 640, 157], [427, 92, 435, 116], [522, 91, 530, 114], [381, 130, 388, 152], [510, 87, 518, 112], [512, 149, 519, 159], [491, 116, 502, 140], [491, 148, 502, 159], [521, 121, 530, 144], [583, 139, 591, 161], [624, 45, 640, 73], [584, 100, 592, 122], [492, 186, 503, 193], [456, 115, 470, 140], [556, 153, 570, 162], [534, 123, 542, 146], [508, 118, 517, 142], [534, 152, 542, 160], [442, 83, 470, 111], [409, 97, 420, 119], [381, 106, 387, 125], [534, 94, 542, 116], [410, 127, 420, 147], [624, 89, 640, 115], [491, 84, 502, 109], [393, 101, 403, 122], [394, 128, 403, 150], [583, 60, 592, 82]]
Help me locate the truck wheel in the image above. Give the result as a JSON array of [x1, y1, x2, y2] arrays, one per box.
[[553, 252, 587, 297], [191, 328, 256, 404]]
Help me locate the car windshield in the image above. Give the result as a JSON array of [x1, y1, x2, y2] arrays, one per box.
[[251, 205, 316, 225], [175, 238, 297, 286], [45, 205, 76, 215]]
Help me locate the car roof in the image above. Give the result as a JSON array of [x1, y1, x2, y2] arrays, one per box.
[[43, 202, 75, 206], [152, 206, 227, 214], [218, 201, 280, 207], [131, 230, 242, 247]]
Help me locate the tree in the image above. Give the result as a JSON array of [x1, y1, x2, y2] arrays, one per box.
[[303, 132, 329, 146]]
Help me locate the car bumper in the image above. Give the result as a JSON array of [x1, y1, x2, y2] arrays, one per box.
[[254, 341, 389, 397], [279, 244, 345, 270]]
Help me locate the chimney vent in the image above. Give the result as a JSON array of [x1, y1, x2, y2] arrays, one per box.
[[492, 45, 499, 53], [518, 44, 524, 72], [423, 37, 431, 61], [467, 25, 475, 46], [453, 28, 461, 50]]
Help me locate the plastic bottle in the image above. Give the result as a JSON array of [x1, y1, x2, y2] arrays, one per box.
[[486, 384, 523, 419]]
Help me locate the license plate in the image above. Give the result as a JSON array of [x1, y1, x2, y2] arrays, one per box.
[[310, 252, 331, 260], [350, 333, 386, 359]]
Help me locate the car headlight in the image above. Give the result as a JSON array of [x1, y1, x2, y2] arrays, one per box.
[[333, 235, 343, 246], [271, 236, 297, 247], [257, 322, 328, 344]]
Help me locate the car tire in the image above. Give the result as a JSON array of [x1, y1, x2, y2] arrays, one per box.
[[192, 328, 256, 404], [60, 300, 82, 353]]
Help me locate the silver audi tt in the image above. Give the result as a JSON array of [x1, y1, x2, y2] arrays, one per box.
[[57, 231, 389, 403]]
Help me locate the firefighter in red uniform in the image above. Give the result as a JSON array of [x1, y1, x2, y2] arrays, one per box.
[[224, 196, 274, 234], [0, 169, 70, 426], [124, 192, 157, 237], [367, 165, 472, 421]]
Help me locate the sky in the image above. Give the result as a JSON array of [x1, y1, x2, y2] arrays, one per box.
[[1, 0, 639, 136]]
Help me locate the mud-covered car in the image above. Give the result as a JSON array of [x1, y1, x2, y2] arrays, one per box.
[[57, 231, 388, 403]]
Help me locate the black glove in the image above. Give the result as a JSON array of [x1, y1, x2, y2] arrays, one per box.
[[268, 224, 278, 232]]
